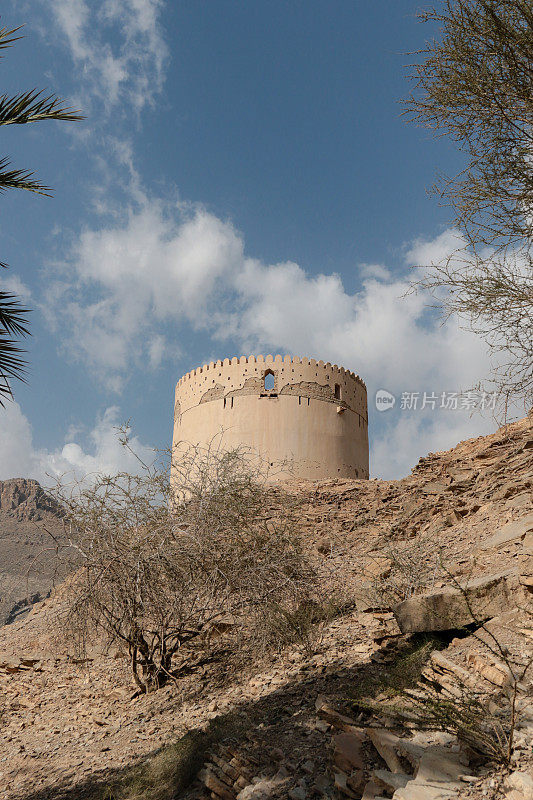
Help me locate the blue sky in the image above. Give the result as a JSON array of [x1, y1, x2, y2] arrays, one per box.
[[0, 0, 507, 482]]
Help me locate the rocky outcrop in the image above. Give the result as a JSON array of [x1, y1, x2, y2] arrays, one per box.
[[0, 478, 65, 626], [316, 694, 473, 800], [481, 514, 533, 550], [5, 591, 50, 625], [0, 477, 61, 522], [392, 571, 519, 633], [0, 416, 531, 799]]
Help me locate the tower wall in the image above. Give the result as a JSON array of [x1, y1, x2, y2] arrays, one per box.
[[173, 355, 369, 481]]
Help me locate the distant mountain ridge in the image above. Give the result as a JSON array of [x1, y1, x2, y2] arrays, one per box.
[[0, 477, 63, 522], [0, 478, 66, 626]]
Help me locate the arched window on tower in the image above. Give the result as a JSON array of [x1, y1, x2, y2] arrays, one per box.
[[264, 370, 275, 391]]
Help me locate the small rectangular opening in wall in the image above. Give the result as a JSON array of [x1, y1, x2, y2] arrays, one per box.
[[307, 398, 310, 405], [223, 398, 226, 409], [231, 397, 234, 408], [334, 383, 341, 400], [298, 396, 301, 405]]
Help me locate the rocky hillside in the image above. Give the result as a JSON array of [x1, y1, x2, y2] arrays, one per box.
[[0, 414, 531, 800], [0, 478, 65, 626]]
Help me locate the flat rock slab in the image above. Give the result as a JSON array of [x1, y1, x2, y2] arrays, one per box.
[[361, 780, 388, 799], [481, 513, 533, 549], [504, 770, 533, 800], [393, 572, 514, 633], [415, 747, 466, 784], [393, 784, 458, 800]]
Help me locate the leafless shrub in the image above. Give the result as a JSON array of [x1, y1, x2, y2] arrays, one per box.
[[52, 436, 316, 693], [360, 679, 513, 765], [405, 0, 533, 408]]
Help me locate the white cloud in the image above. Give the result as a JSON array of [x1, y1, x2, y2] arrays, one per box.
[[2, 274, 32, 302], [406, 228, 466, 268], [147, 334, 166, 369], [43, 185, 511, 478], [50, 188, 493, 398], [42, 0, 167, 112], [228, 249, 491, 397], [48, 199, 243, 389], [359, 263, 392, 281], [0, 403, 153, 486]]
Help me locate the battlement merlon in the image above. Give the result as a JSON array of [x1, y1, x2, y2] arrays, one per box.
[[176, 354, 366, 388], [174, 354, 367, 419]]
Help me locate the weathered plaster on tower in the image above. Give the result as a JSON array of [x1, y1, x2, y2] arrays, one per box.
[[173, 355, 369, 481]]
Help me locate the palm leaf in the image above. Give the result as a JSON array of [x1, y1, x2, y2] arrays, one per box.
[[0, 19, 82, 403], [0, 291, 30, 337], [0, 334, 27, 405], [0, 289, 29, 404], [0, 24, 23, 53], [0, 157, 49, 194], [0, 89, 84, 125]]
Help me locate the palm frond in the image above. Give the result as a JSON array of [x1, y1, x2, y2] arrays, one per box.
[[0, 288, 30, 404], [0, 24, 23, 53], [0, 89, 84, 125], [0, 157, 49, 195], [0, 334, 27, 405], [0, 291, 30, 337]]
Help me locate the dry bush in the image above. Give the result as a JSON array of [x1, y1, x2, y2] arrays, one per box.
[[52, 437, 316, 693], [360, 680, 513, 765], [406, 0, 533, 408]]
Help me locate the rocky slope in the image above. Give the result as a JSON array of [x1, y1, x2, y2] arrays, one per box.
[[0, 479, 65, 626], [0, 414, 531, 800]]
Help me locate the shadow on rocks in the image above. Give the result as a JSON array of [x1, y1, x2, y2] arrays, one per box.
[[11, 634, 450, 800]]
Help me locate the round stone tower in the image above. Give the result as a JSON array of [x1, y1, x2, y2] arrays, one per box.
[[173, 354, 369, 481]]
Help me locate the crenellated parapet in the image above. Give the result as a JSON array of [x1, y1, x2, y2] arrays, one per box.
[[177, 354, 366, 386], [175, 354, 367, 420], [173, 354, 369, 481]]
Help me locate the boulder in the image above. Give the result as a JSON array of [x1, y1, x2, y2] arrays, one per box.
[[523, 532, 533, 555], [361, 780, 386, 799], [392, 572, 514, 633], [202, 766, 236, 800], [372, 769, 411, 792], [466, 653, 512, 688], [334, 771, 359, 798], [520, 573, 533, 590]]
